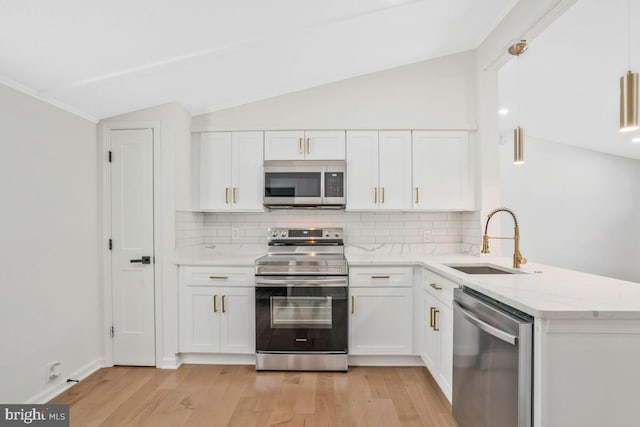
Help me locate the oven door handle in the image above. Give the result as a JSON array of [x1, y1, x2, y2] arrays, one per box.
[[255, 277, 348, 287]]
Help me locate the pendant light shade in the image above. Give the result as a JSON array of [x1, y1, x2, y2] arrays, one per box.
[[514, 126, 524, 164], [620, 70, 639, 132], [620, 0, 638, 132]]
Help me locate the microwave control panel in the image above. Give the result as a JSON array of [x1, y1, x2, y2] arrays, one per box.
[[324, 172, 344, 197]]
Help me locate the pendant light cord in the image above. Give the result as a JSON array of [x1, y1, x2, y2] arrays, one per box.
[[629, 0, 632, 71], [517, 53, 521, 126]]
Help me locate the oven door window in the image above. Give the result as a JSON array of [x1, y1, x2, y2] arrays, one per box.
[[271, 296, 332, 329], [264, 172, 321, 197]]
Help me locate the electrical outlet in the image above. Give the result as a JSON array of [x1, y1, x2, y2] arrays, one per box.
[[423, 230, 433, 243], [231, 228, 240, 240], [46, 362, 62, 383]]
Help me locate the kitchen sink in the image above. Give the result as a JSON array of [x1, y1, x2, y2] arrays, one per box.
[[446, 264, 522, 275]]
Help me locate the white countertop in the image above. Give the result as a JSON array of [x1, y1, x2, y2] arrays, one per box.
[[175, 244, 640, 319]]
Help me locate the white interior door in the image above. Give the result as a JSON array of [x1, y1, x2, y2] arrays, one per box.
[[110, 129, 155, 366]]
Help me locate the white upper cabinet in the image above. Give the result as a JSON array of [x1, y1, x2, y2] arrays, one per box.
[[347, 130, 412, 210], [304, 131, 346, 160], [346, 131, 379, 210], [264, 130, 304, 160], [265, 130, 345, 160], [200, 131, 264, 211], [231, 132, 264, 211], [200, 132, 232, 210], [412, 131, 473, 210], [379, 131, 412, 210]]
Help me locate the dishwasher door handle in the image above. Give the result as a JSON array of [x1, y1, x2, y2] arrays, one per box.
[[454, 301, 518, 345]]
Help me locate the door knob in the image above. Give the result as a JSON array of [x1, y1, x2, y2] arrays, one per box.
[[130, 256, 151, 265]]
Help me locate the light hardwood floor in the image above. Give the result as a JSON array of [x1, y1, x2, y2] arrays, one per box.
[[50, 365, 458, 427]]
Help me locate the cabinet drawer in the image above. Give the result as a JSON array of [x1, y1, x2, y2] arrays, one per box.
[[349, 266, 413, 287], [182, 267, 254, 287], [423, 269, 457, 303]]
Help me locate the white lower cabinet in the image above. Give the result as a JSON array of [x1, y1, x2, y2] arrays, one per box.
[[180, 267, 255, 354], [421, 269, 457, 402], [349, 267, 413, 355]]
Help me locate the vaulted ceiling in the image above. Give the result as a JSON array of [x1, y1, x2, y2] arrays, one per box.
[[0, 0, 517, 120], [499, 0, 640, 160]]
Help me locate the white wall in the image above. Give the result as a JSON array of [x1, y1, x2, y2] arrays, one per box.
[[0, 83, 102, 402], [101, 103, 191, 369], [191, 50, 476, 131], [499, 136, 640, 282]]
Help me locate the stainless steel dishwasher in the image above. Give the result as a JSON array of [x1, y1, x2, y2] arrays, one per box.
[[452, 287, 533, 427]]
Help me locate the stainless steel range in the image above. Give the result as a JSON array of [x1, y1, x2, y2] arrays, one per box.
[[254, 227, 348, 371]]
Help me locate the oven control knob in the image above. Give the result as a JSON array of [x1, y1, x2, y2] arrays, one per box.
[[280, 231, 287, 237], [333, 232, 341, 238], [271, 231, 278, 238]]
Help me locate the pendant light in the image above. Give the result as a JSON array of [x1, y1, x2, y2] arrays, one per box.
[[509, 40, 528, 164], [620, 0, 639, 132]]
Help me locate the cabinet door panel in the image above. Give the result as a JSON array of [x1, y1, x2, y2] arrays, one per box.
[[422, 290, 440, 372], [346, 131, 379, 210], [220, 287, 255, 354], [412, 131, 469, 210], [181, 287, 220, 353], [379, 131, 412, 210], [304, 130, 346, 160], [232, 131, 264, 211], [264, 130, 305, 160], [350, 287, 413, 355], [200, 132, 232, 210]]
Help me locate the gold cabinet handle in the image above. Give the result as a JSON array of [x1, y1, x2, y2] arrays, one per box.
[[351, 296, 355, 314], [306, 137, 310, 154], [415, 187, 419, 204], [381, 187, 385, 204], [209, 276, 228, 280], [429, 307, 435, 328], [433, 309, 440, 331], [213, 294, 218, 313], [225, 187, 229, 204], [232, 187, 237, 204], [371, 275, 390, 279], [430, 283, 443, 291], [374, 187, 378, 203], [222, 295, 226, 313], [299, 137, 303, 154]]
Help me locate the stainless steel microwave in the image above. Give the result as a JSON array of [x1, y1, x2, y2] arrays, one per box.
[[263, 160, 346, 208]]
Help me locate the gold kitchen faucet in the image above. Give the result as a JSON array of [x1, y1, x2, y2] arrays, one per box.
[[481, 207, 527, 269]]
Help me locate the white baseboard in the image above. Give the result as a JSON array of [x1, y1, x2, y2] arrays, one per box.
[[157, 355, 182, 369], [26, 358, 105, 404], [179, 353, 256, 365], [178, 353, 424, 368], [348, 355, 424, 366]]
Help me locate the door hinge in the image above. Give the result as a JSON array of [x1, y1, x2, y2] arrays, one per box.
[[108, 239, 112, 250], [108, 151, 112, 162], [110, 326, 114, 338]]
